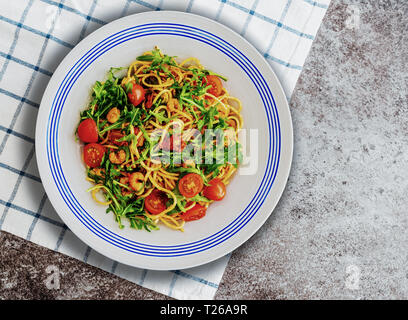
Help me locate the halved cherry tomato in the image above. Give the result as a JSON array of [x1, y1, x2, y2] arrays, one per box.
[[83, 143, 105, 168], [178, 173, 204, 198], [203, 75, 223, 97], [145, 189, 167, 215], [203, 178, 226, 201], [128, 82, 145, 106], [77, 118, 98, 143], [180, 204, 207, 221]]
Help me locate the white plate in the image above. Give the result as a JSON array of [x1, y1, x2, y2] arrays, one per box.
[[35, 11, 293, 270]]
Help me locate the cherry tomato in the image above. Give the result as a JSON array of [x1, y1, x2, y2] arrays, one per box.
[[178, 173, 204, 198], [128, 82, 145, 106], [145, 189, 167, 215], [203, 75, 223, 97], [77, 118, 98, 143], [203, 178, 226, 201], [83, 143, 105, 168], [180, 204, 207, 221]]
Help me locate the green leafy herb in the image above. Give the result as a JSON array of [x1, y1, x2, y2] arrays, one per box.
[[137, 47, 178, 73]]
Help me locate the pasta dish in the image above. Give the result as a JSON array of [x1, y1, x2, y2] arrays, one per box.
[[75, 47, 243, 232]]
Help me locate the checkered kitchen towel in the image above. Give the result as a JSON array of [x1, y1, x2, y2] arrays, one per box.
[[0, 0, 330, 299]]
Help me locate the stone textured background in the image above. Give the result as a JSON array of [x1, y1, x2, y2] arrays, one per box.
[[1, 0, 407, 299]]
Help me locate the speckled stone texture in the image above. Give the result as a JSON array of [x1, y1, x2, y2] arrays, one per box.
[[0, 232, 170, 299], [1, 0, 408, 300], [216, 0, 408, 299]]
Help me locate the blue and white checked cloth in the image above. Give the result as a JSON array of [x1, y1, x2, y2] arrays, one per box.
[[0, 0, 330, 299]]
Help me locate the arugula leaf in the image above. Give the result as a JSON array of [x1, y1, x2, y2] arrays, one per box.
[[150, 110, 171, 124], [108, 67, 127, 82], [188, 194, 211, 203], [205, 70, 228, 81], [197, 106, 218, 130], [137, 48, 178, 73], [91, 77, 128, 120], [125, 81, 133, 93], [214, 117, 229, 130], [171, 190, 188, 213]]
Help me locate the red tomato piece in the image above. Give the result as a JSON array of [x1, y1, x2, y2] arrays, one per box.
[[128, 82, 145, 106], [77, 118, 98, 143], [203, 178, 226, 201], [83, 143, 105, 168], [178, 173, 204, 198], [203, 75, 223, 97], [109, 129, 127, 146], [180, 204, 207, 221], [145, 93, 154, 109], [145, 189, 167, 215]]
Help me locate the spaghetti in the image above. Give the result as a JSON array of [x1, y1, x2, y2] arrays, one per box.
[[76, 47, 243, 232]]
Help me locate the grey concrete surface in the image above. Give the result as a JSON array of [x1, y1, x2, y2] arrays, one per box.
[[1, 0, 408, 299], [215, 0, 408, 299]]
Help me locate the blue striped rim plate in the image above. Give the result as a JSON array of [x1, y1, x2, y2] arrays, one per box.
[[35, 11, 293, 270]]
